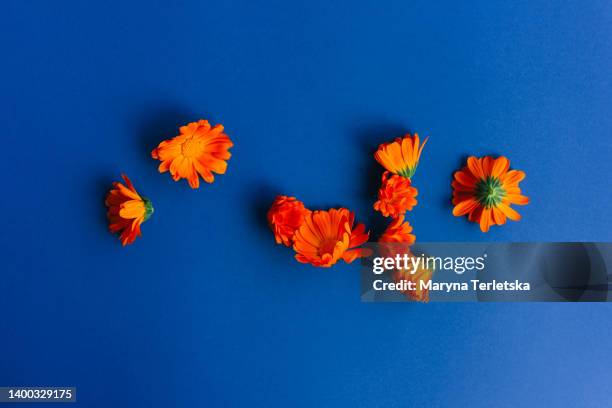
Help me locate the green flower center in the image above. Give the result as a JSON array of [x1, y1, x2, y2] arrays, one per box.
[[475, 177, 506, 208], [143, 197, 155, 221]]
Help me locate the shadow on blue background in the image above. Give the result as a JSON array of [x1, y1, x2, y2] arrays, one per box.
[[1, 0, 611, 406]]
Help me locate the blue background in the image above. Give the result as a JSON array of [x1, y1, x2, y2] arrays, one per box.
[[1, 0, 611, 406]]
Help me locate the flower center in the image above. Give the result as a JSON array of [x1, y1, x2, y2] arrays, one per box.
[[181, 137, 204, 158], [475, 177, 506, 208], [320, 239, 338, 256]]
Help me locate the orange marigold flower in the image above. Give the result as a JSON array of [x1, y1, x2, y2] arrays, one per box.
[[105, 174, 154, 246], [379, 214, 416, 246], [267, 195, 311, 247], [151, 119, 233, 189], [373, 171, 418, 217], [293, 208, 369, 267], [374, 133, 428, 178], [392, 255, 433, 302], [378, 214, 415, 264], [452, 156, 529, 232]]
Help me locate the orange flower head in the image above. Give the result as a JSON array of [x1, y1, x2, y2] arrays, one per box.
[[374, 133, 428, 178], [105, 174, 154, 246], [392, 255, 433, 302], [373, 171, 418, 217], [151, 119, 233, 189], [267, 195, 311, 246], [293, 208, 369, 267], [452, 156, 529, 232], [379, 215, 416, 246], [378, 214, 416, 262]]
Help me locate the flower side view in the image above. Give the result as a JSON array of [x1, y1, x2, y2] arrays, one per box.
[[151, 119, 233, 189], [378, 214, 417, 273], [267, 195, 311, 247], [105, 174, 154, 246], [374, 133, 428, 178], [293, 208, 369, 267], [373, 171, 418, 217], [379, 214, 416, 247], [378, 213, 429, 301], [452, 156, 529, 232]]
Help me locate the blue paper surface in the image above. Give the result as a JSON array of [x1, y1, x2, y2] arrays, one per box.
[[1, 0, 611, 406]]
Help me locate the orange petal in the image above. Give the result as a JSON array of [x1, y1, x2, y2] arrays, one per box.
[[506, 194, 530, 205], [453, 199, 480, 217], [498, 203, 521, 221], [454, 170, 477, 187], [467, 156, 484, 179], [491, 156, 509, 178], [491, 207, 507, 225], [479, 208, 492, 232], [115, 182, 140, 201], [502, 170, 526, 185], [482, 156, 494, 175], [119, 200, 145, 219], [417, 136, 428, 163]]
